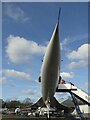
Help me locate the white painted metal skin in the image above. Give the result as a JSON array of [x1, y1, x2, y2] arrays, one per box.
[[41, 22, 60, 105], [58, 83, 90, 105]]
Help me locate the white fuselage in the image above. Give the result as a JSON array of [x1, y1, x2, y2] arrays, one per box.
[[41, 23, 60, 104]]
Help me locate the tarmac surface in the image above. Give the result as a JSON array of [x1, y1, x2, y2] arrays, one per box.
[[1, 114, 90, 120], [1, 116, 90, 120], [1, 117, 82, 120]]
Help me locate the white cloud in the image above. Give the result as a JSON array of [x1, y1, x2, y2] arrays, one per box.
[[2, 69, 32, 81], [67, 60, 88, 69], [6, 35, 46, 64], [67, 44, 89, 60], [61, 37, 70, 51], [5, 4, 29, 23], [22, 89, 36, 95], [61, 37, 69, 46], [60, 72, 74, 79], [67, 44, 89, 69], [61, 34, 88, 51]]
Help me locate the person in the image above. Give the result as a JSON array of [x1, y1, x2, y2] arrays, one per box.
[[61, 79, 65, 84]]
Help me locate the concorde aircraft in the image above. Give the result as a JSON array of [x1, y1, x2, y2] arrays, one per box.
[[36, 8, 68, 118], [40, 9, 61, 115], [31, 8, 74, 118]]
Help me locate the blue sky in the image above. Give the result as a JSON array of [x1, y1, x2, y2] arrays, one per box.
[[1, 2, 89, 102]]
